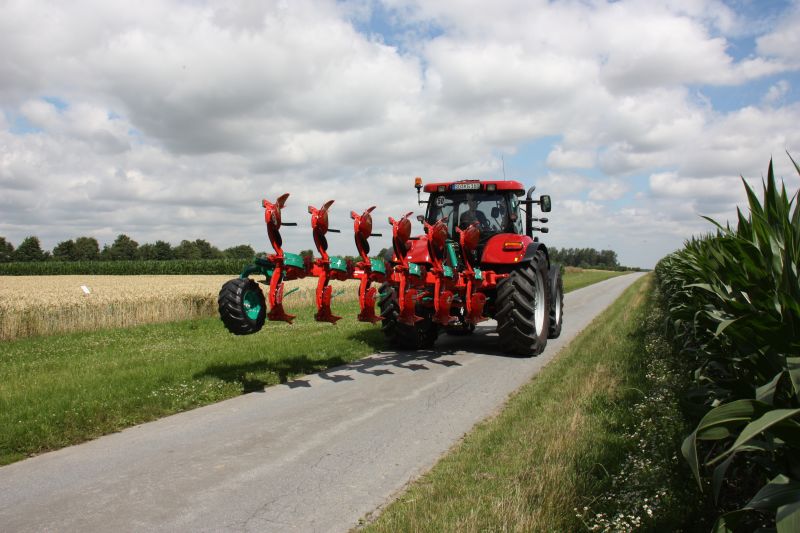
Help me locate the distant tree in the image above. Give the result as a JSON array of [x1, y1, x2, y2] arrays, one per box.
[[224, 244, 255, 259], [138, 240, 174, 260], [13, 236, 47, 262], [298, 249, 314, 259], [174, 240, 201, 260], [0, 237, 14, 262], [152, 240, 174, 260], [73, 237, 100, 261], [193, 239, 222, 259], [550, 246, 620, 270], [52, 239, 77, 261], [103, 234, 139, 261], [375, 247, 391, 260]]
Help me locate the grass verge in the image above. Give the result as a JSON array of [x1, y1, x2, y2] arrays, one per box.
[[362, 274, 701, 532], [562, 268, 627, 292], [0, 301, 379, 465]]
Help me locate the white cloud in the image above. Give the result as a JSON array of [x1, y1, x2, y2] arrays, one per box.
[[763, 80, 791, 106], [588, 179, 628, 201], [546, 146, 595, 169], [756, 3, 800, 64], [0, 0, 799, 268]]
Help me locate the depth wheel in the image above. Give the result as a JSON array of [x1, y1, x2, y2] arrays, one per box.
[[218, 278, 266, 335], [548, 264, 564, 339], [378, 283, 438, 350], [495, 251, 551, 356]]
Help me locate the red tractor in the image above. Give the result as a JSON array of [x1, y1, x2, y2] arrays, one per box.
[[217, 178, 562, 357], [378, 178, 562, 356]]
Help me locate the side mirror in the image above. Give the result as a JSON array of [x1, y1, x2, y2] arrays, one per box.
[[490, 207, 500, 218], [416, 214, 425, 223], [540, 195, 552, 212]]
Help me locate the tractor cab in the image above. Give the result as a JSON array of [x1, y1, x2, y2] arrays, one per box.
[[424, 183, 524, 241], [413, 178, 551, 270]]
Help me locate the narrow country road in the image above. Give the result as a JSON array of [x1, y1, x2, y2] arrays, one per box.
[[0, 273, 646, 532]]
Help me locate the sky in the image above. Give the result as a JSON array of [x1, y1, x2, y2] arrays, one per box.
[[1, 0, 799, 268]]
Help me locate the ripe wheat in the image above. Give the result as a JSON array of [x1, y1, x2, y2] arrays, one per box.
[[0, 275, 358, 340]]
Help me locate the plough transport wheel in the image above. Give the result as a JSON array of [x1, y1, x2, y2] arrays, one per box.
[[378, 282, 438, 350], [495, 251, 551, 356], [218, 278, 267, 335]]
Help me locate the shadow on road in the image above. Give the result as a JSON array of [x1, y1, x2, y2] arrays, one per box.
[[196, 323, 524, 393]]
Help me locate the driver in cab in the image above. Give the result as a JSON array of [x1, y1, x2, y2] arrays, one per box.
[[459, 194, 488, 230]]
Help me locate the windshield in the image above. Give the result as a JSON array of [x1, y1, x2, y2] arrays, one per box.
[[426, 191, 517, 239]]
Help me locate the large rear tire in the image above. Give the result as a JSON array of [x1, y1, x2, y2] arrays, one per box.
[[548, 264, 564, 339], [495, 251, 550, 356], [218, 278, 266, 335], [378, 283, 438, 350]]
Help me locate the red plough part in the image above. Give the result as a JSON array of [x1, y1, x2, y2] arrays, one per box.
[[351, 206, 386, 324], [388, 212, 423, 326], [257, 193, 386, 325], [263, 193, 299, 324]]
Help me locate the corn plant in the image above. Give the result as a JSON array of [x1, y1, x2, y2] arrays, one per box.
[[655, 157, 800, 532]]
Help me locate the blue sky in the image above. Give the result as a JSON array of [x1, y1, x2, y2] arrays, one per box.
[[1, 0, 799, 268]]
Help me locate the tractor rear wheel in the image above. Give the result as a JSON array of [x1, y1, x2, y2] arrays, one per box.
[[495, 251, 550, 356], [548, 264, 564, 339], [378, 283, 438, 350], [218, 278, 266, 335]]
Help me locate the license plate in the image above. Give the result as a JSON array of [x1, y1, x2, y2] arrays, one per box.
[[451, 182, 481, 190]]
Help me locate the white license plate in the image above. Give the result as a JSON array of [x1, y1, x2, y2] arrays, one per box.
[[451, 182, 481, 190]]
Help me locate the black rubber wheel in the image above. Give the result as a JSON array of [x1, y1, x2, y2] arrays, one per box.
[[378, 282, 438, 350], [495, 251, 551, 356], [548, 264, 564, 339], [218, 278, 266, 335]]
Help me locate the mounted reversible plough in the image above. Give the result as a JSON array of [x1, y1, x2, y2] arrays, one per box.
[[219, 178, 563, 356]]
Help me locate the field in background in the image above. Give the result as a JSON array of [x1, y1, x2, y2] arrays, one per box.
[[0, 276, 357, 341], [0, 269, 625, 341]]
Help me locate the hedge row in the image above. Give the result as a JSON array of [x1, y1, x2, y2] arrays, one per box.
[[0, 259, 252, 276]]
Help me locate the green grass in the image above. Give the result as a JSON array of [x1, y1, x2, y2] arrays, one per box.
[[363, 274, 699, 532], [562, 268, 627, 292], [0, 269, 620, 466], [0, 301, 380, 465]]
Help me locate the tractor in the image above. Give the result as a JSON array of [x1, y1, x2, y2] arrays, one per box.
[[217, 178, 562, 357]]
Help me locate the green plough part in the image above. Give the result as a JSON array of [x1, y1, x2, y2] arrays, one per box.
[[370, 257, 386, 275], [240, 256, 274, 279], [329, 256, 348, 272]]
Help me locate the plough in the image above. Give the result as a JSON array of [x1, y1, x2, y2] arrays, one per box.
[[219, 178, 564, 356]]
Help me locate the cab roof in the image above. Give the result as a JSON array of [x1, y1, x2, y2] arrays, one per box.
[[422, 179, 526, 195]]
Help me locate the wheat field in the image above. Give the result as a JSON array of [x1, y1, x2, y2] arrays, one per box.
[[0, 275, 359, 341]]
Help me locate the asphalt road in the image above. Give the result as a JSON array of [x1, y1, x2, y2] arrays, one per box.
[[0, 272, 646, 532]]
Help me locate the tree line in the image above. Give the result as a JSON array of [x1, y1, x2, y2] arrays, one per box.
[[0, 235, 256, 263], [1, 235, 634, 271], [548, 247, 631, 270]]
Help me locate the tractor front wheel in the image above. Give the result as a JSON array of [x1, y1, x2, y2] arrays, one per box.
[[495, 251, 551, 356], [378, 283, 438, 350], [218, 278, 267, 335]]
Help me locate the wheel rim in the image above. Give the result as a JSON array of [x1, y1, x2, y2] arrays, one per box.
[[243, 290, 262, 321], [534, 270, 546, 334]]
